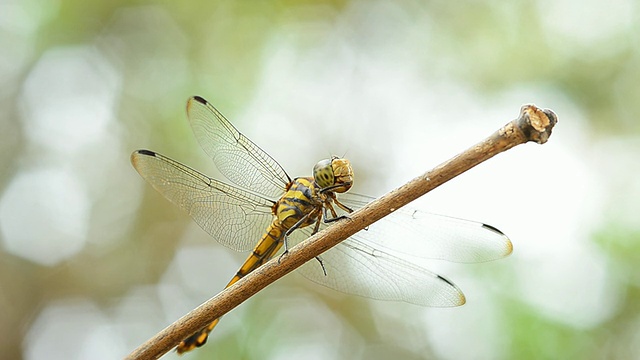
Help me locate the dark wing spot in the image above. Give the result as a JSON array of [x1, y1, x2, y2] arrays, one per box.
[[136, 149, 156, 157], [192, 95, 207, 104], [482, 224, 505, 236], [436, 275, 456, 288]]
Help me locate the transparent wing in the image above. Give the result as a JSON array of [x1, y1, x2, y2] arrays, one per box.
[[293, 193, 512, 306], [297, 229, 466, 306], [186, 96, 291, 200], [131, 150, 275, 252], [336, 193, 513, 263]]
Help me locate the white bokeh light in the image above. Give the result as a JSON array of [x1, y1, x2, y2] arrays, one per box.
[[24, 299, 124, 360], [20, 46, 120, 155], [537, 0, 634, 48], [0, 167, 89, 266]]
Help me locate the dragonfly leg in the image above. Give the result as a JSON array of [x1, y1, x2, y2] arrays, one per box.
[[324, 214, 349, 223], [278, 241, 290, 263], [314, 255, 328, 276], [332, 195, 373, 230], [332, 196, 354, 213], [322, 201, 350, 224], [278, 208, 321, 263], [307, 217, 328, 275]]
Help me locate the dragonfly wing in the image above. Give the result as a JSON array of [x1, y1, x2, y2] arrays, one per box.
[[291, 192, 511, 306], [295, 229, 465, 307], [336, 193, 513, 263], [131, 150, 275, 252], [186, 96, 291, 200]]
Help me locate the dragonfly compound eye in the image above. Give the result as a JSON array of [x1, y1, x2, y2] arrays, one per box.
[[313, 159, 335, 189], [330, 158, 354, 193]]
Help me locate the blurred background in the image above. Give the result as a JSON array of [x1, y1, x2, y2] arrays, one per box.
[[1, 0, 639, 359]]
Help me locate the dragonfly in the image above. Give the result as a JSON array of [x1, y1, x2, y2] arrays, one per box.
[[131, 96, 513, 354]]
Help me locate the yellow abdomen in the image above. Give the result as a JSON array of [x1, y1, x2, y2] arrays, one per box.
[[177, 177, 323, 353]]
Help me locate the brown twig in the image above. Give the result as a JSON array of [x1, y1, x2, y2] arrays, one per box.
[[125, 104, 557, 360]]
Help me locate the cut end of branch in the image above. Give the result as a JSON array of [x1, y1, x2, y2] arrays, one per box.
[[517, 104, 558, 144]]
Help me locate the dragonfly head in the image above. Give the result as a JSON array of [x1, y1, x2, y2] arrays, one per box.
[[313, 157, 353, 193]]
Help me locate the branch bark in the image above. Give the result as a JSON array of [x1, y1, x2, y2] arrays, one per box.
[[125, 104, 557, 360]]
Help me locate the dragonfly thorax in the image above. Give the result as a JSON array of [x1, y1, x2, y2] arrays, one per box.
[[313, 157, 354, 193]]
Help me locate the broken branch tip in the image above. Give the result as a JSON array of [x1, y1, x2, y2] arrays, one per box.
[[518, 104, 558, 144]]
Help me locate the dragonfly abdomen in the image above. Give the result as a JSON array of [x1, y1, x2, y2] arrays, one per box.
[[178, 178, 326, 353], [233, 221, 286, 281], [177, 220, 286, 353]]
